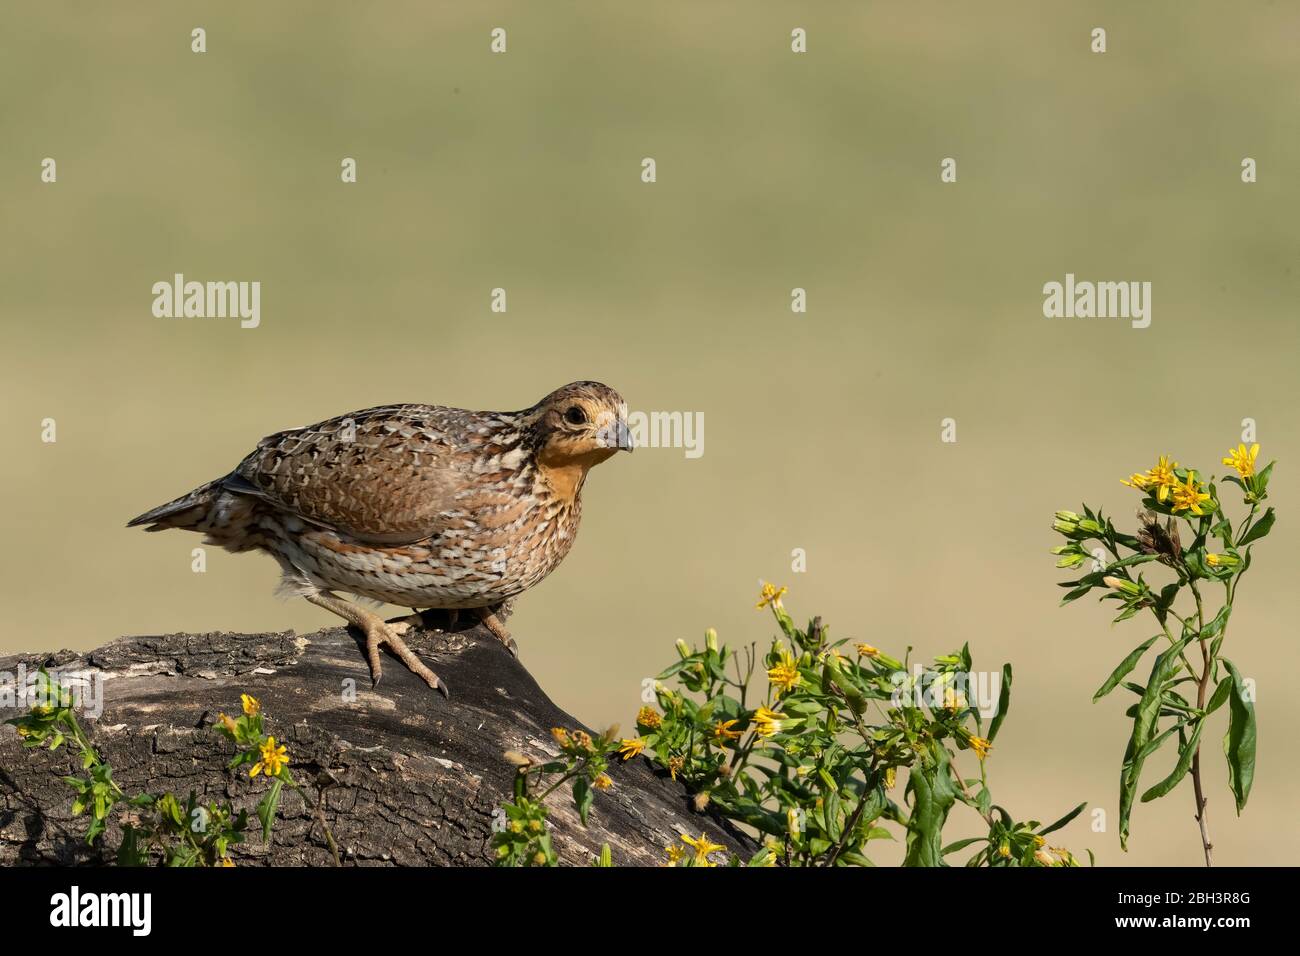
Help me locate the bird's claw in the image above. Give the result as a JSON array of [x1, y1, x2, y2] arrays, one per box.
[[364, 621, 447, 696]]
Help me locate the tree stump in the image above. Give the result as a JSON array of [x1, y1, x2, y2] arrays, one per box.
[[0, 622, 747, 866]]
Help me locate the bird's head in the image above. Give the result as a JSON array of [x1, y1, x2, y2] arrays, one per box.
[[529, 381, 633, 476]]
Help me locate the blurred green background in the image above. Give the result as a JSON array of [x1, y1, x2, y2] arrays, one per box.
[[3, 2, 1298, 865]]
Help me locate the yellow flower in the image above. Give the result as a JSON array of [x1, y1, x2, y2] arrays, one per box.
[[767, 650, 802, 696], [617, 738, 645, 760], [1222, 443, 1259, 479], [998, 843, 1011, 859], [240, 694, 260, 716], [710, 719, 742, 745], [249, 736, 289, 778], [751, 706, 788, 737], [664, 843, 687, 866], [1120, 472, 1150, 491], [217, 712, 238, 734], [756, 582, 787, 610], [856, 643, 880, 658], [1032, 834, 1045, 848], [636, 706, 661, 729], [681, 832, 726, 866], [593, 773, 613, 791], [1170, 471, 1210, 515], [15, 725, 31, 738], [550, 727, 570, 746], [667, 756, 685, 780], [969, 736, 992, 761], [1206, 553, 1222, 567], [1123, 455, 1179, 503], [884, 767, 896, 789], [219, 856, 235, 867]]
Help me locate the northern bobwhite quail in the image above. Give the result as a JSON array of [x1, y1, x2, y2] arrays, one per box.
[[128, 381, 633, 695]]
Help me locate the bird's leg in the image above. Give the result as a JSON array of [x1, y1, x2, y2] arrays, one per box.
[[305, 591, 447, 696], [475, 607, 518, 657]]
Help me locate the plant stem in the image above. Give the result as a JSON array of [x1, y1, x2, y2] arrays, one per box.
[[1188, 582, 1213, 867]]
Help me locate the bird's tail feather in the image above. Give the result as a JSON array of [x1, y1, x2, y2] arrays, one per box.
[[126, 478, 225, 531]]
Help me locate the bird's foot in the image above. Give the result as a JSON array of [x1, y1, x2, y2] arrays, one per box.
[[305, 591, 448, 696], [362, 619, 448, 697], [476, 608, 518, 657]]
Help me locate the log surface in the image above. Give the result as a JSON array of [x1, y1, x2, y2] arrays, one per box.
[[0, 622, 745, 866]]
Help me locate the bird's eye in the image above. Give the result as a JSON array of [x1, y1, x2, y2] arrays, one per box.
[[564, 405, 587, 425]]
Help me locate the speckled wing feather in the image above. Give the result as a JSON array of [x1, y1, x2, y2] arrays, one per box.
[[227, 404, 497, 546]]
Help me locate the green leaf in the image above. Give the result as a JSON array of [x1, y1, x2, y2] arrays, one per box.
[[1199, 605, 1230, 641], [902, 743, 956, 867], [1140, 720, 1203, 802], [1203, 677, 1232, 716], [987, 664, 1012, 743], [1108, 553, 1161, 570], [1221, 659, 1256, 813], [573, 777, 593, 827], [1134, 635, 1192, 751], [1037, 801, 1087, 836], [117, 826, 145, 867], [256, 778, 284, 843], [1254, 461, 1274, 497], [1119, 723, 1179, 850], [1237, 507, 1274, 547], [1094, 636, 1162, 703]]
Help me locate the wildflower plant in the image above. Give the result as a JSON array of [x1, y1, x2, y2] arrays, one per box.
[[623, 585, 1085, 867], [7, 676, 335, 865], [1052, 443, 1273, 865], [492, 724, 620, 866]]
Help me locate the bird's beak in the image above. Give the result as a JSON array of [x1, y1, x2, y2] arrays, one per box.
[[616, 419, 634, 452]]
